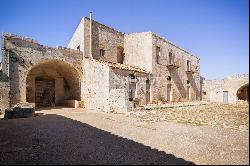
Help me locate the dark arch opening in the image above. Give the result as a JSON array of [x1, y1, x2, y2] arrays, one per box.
[[26, 60, 81, 107], [237, 84, 249, 102]]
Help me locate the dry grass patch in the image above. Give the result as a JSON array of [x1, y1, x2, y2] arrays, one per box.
[[131, 102, 249, 131]]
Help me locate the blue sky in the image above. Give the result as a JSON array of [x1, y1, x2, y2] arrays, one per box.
[[0, 0, 249, 79]]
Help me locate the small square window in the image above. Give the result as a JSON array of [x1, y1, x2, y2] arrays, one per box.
[[77, 45, 80, 51], [129, 74, 136, 79], [100, 49, 105, 57]]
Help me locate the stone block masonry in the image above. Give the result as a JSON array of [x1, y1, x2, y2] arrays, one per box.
[[1, 16, 205, 113]]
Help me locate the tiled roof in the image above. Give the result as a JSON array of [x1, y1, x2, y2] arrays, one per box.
[[92, 58, 150, 74]]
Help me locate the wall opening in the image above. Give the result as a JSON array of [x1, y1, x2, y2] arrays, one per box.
[[187, 85, 191, 101], [77, 45, 81, 51], [128, 74, 136, 101], [146, 79, 150, 104], [187, 60, 191, 71], [117, 46, 124, 64], [166, 84, 172, 102], [223, 91, 229, 103], [156, 46, 160, 64], [169, 52, 173, 64], [237, 84, 249, 102], [26, 60, 81, 107], [35, 78, 55, 107], [100, 49, 105, 57]]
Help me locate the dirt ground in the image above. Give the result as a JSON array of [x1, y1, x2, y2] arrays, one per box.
[[0, 104, 249, 165], [131, 102, 249, 132]]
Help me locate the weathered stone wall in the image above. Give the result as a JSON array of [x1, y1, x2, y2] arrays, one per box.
[[1, 33, 83, 109], [109, 89, 128, 112], [82, 58, 110, 112], [1, 35, 10, 112], [151, 33, 201, 103], [109, 69, 148, 112], [202, 74, 249, 103], [124, 32, 153, 72], [0, 73, 10, 112], [83, 17, 125, 62], [122, 31, 201, 103]]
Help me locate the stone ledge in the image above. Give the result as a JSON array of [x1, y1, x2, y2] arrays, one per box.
[[4, 103, 35, 119]]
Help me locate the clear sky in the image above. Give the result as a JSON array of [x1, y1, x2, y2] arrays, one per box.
[[0, 0, 249, 79]]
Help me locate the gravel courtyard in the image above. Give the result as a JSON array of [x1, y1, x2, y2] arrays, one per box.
[[0, 103, 249, 165]]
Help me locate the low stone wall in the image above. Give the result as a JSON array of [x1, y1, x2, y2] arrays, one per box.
[[202, 74, 249, 103]]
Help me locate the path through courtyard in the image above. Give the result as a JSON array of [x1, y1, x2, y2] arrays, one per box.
[[0, 105, 249, 165]]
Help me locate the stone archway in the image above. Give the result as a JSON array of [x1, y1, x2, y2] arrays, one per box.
[[26, 60, 81, 107], [237, 84, 249, 102]]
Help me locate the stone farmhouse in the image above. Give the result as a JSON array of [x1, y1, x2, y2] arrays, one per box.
[[0, 15, 203, 113]]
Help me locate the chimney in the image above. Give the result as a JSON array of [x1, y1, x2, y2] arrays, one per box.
[[89, 11, 92, 58]]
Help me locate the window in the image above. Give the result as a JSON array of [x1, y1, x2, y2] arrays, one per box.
[[117, 46, 124, 64], [187, 60, 191, 71], [129, 81, 136, 101], [77, 45, 80, 51], [129, 74, 136, 79], [187, 80, 190, 84], [167, 76, 171, 81], [156, 46, 160, 64], [169, 52, 174, 64], [100, 49, 105, 57]]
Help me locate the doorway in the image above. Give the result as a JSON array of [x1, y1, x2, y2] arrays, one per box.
[[146, 79, 150, 104], [187, 86, 191, 101], [223, 91, 229, 103], [35, 79, 55, 107], [167, 84, 172, 102]]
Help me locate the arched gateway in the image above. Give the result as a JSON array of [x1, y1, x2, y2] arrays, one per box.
[[237, 84, 249, 102], [26, 60, 81, 107]]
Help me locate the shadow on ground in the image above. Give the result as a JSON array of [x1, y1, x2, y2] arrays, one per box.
[[0, 114, 195, 165]]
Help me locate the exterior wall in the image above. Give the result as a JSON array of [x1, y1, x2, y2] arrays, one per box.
[[119, 31, 201, 104], [202, 74, 249, 103], [1, 33, 83, 109], [0, 73, 10, 112], [109, 69, 148, 112], [124, 32, 153, 72], [1, 17, 204, 113], [1, 36, 11, 112], [82, 58, 110, 112], [83, 17, 125, 62], [151, 33, 201, 103], [68, 18, 85, 52]]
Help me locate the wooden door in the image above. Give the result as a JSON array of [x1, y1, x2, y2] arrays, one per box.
[[35, 79, 55, 107]]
